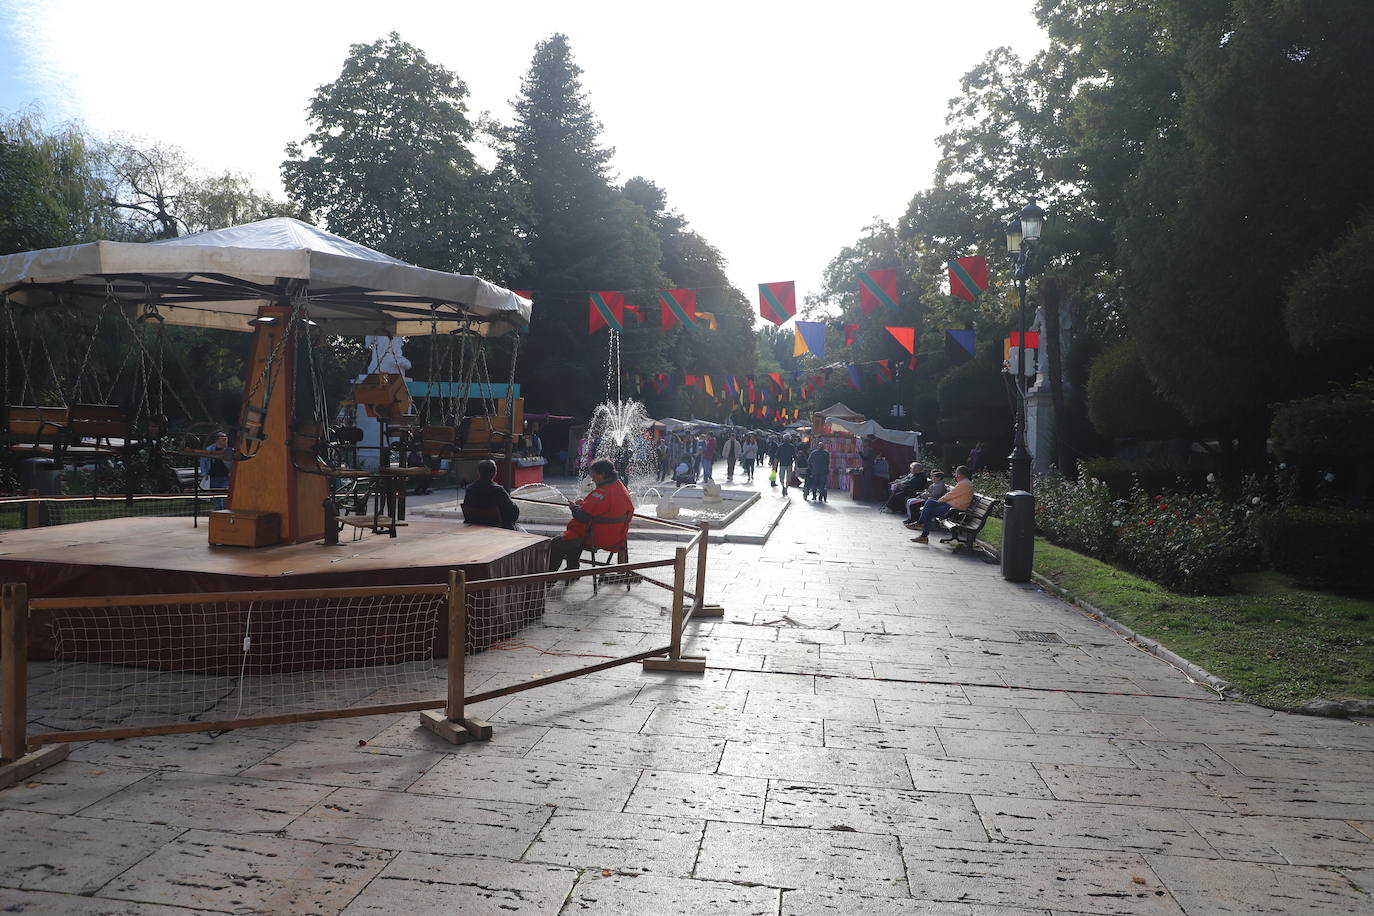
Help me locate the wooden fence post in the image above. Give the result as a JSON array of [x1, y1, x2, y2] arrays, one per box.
[[420, 570, 492, 743], [693, 520, 724, 619], [1, 583, 69, 787], [644, 544, 705, 673], [25, 490, 39, 529]]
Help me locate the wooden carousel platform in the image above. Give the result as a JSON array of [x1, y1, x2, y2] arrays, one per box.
[[0, 515, 549, 598], [1, 516, 551, 664]]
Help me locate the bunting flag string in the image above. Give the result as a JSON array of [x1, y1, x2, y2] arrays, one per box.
[[794, 320, 826, 360], [858, 268, 899, 314], [884, 326, 916, 355], [658, 288, 697, 330], [588, 291, 624, 333], [947, 256, 989, 303], [945, 329, 976, 364], [759, 281, 797, 325]]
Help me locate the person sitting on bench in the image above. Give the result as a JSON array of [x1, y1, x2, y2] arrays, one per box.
[[903, 471, 948, 526], [549, 459, 634, 571], [461, 459, 520, 529], [910, 465, 972, 544]]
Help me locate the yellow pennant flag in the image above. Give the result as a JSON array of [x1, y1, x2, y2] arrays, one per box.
[[696, 311, 719, 330], [704, 376, 715, 397], [793, 325, 808, 357]]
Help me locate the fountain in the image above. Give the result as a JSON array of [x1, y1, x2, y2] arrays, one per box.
[[582, 399, 657, 486]]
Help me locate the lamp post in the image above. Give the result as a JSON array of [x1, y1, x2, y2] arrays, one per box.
[[1004, 199, 1045, 492], [1000, 199, 1045, 583]]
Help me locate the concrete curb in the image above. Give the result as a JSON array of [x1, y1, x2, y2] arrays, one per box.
[[975, 535, 1374, 718], [973, 536, 1242, 702]]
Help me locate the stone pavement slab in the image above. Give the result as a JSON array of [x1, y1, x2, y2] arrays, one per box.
[[411, 752, 641, 812], [0, 888, 221, 914], [784, 892, 1050, 915], [522, 809, 704, 876], [564, 872, 780, 916], [0, 810, 181, 895], [284, 786, 550, 857], [765, 780, 986, 841], [974, 796, 1215, 856], [1144, 854, 1373, 914], [623, 768, 767, 823], [695, 821, 909, 897], [79, 771, 332, 832], [901, 841, 1184, 914], [337, 851, 576, 915], [101, 829, 391, 915]]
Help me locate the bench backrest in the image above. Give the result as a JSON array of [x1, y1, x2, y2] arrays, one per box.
[[968, 493, 998, 519], [67, 404, 131, 442], [5, 405, 68, 439]]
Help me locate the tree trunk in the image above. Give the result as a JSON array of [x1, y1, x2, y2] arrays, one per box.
[[1041, 276, 1070, 475]]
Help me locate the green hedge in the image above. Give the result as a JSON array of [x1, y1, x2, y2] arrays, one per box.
[[1252, 507, 1374, 597]]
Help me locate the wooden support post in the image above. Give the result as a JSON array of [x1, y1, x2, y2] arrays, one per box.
[[644, 545, 705, 673], [694, 520, 725, 619], [1, 583, 69, 788], [420, 569, 492, 743], [24, 490, 38, 529]]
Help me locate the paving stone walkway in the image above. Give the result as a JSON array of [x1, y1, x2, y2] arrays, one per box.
[[3, 475, 1372, 914]]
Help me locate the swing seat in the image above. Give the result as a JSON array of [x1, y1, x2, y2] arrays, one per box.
[[4, 405, 69, 458], [65, 404, 134, 457], [290, 423, 375, 480]]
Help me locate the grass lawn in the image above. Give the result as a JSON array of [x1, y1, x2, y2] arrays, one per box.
[[981, 517, 1374, 709]]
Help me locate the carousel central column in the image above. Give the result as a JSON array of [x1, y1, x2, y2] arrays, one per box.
[[220, 304, 328, 545]]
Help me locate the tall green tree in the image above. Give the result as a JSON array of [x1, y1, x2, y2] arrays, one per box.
[[504, 34, 668, 415], [282, 32, 526, 277], [1116, 0, 1374, 451]]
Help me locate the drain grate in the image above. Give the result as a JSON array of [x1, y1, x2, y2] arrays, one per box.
[[1014, 630, 1066, 644]]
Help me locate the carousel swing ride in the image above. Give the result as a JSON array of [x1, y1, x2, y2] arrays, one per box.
[[0, 217, 542, 597]]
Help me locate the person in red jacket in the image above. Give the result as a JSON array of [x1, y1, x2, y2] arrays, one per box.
[[548, 459, 635, 571]]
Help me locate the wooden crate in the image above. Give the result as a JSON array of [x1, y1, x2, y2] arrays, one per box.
[[208, 510, 281, 547]]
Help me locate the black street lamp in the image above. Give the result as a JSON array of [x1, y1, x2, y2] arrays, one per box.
[[1005, 199, 1045, 492]]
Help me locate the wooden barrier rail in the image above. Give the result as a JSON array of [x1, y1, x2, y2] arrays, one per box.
[[0, 536, 721, 771]]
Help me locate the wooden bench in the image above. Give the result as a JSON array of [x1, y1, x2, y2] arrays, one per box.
[[936, 493, 1000, 552], [4, 405, 69, 458]]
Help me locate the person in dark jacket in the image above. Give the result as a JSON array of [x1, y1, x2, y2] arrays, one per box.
[[773, 437, 797, 495], [461, 459, 520, 529], [884, 462, 929, 513], [806, 441, 831, 501]]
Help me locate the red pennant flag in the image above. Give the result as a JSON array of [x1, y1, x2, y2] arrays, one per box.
[[511, 289, 533, 300], [623, 304, 645, 323], [845, 324, 861, 347], [885, 326, 916, 355], [858, 268, 899, 315], [768, 372, 783, 390], [684, 375, 698, 387], [589, 291, 624, 333], [1009, 331, 1041, 348], [874, 359, 894, 384], [758, 281, 797, 326], [658, 289, 698, 331], [947, 256, 989, 303]]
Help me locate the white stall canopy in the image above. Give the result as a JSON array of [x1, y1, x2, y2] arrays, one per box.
[[0, 217, 531, 337], [828, 417, 921, 448]]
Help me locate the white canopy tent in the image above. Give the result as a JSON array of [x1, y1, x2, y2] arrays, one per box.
[[827, 417, 921, 448], [815, 402, 866, 422], [0, 217, 531, 337]]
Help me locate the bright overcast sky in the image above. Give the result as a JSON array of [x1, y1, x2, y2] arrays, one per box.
[[0, 0, 1047, 306]]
